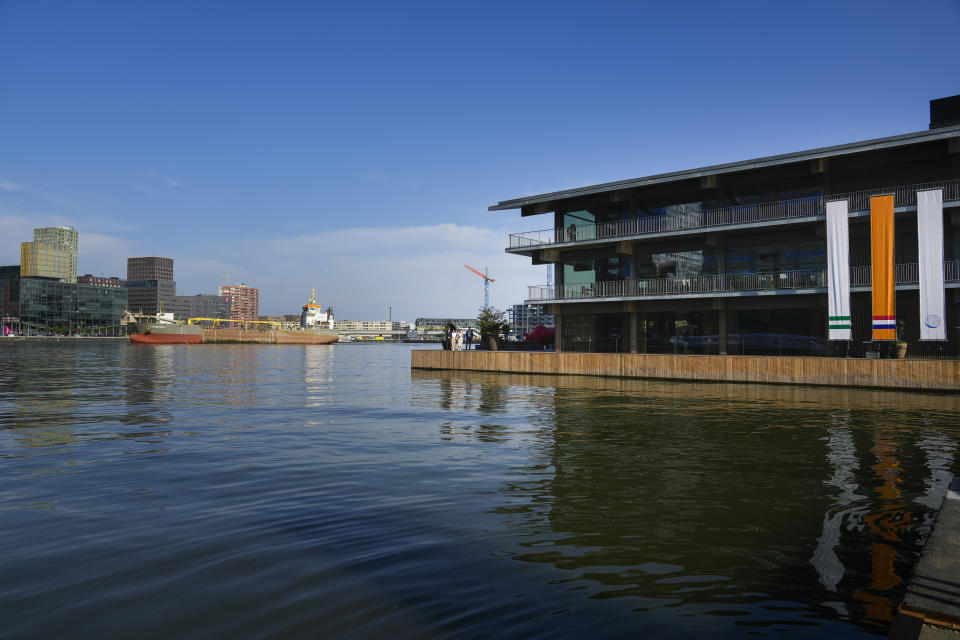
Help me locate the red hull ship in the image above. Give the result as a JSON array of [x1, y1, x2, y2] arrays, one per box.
[[130, 332, 203, 344], [129, 314, 205, 344]]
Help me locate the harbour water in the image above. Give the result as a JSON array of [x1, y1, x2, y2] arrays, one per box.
[[1, 341, 959, 638]]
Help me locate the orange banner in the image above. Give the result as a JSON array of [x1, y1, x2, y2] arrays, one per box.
[[871, 195, 896, 340]]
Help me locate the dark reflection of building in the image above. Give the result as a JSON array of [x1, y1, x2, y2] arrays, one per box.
[[2, 342, 81, 449], [121, 345, 175, 430], [812, 414, 958, 631], [410, 370, 556, 443], [428, 371, 960, 634]]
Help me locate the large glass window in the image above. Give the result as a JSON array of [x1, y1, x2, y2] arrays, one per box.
[[725, 242, 824, 274], [563, 257, 630, 290], [637, 250, 718, 279], [562, 210, 595, 241], [561, 313, 627, 353], [728, 308, 826, 356], [642, 311, 719, 355]]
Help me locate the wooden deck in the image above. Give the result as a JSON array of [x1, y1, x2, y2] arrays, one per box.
[[411, 351, 960, 392]]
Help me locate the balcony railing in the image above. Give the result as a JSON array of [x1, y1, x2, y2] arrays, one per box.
[[508, 178, 960, 250], [527, 261, 960, 302], [829, 179, 960, 213]]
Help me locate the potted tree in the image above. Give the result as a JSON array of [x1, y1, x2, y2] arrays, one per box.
[[895, 318, 908, 359], [477, 305, 509, 351]]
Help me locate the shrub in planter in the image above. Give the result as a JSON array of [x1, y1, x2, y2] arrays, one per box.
[[477, 305, 509, 351]]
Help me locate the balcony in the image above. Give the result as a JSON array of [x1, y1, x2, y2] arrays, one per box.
[[527, 261, 960, 303], [507, 178, 960, 252]]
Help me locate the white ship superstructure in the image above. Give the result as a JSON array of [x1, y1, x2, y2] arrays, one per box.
[[301, 288, 334, 330]]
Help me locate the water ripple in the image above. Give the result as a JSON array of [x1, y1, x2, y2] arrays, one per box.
[[0, 342, 957, 637]]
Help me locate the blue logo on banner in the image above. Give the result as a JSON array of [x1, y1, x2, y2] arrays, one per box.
[[924, 314, 941, 329]]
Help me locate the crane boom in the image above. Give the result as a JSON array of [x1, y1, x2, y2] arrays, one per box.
[[463, 264, 495, 282], [464, 264, 495, 308]]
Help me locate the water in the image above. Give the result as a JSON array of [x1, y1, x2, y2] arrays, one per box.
[[1, 341, 959, 638]]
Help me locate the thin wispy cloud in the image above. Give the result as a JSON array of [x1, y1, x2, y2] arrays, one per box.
[[77, 232, 135, 277], [139, 171, 182, 188], [170, 223, 548, 321], [0, 180, 22, 191]]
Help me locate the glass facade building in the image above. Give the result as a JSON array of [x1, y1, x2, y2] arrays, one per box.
[[168, 294, 232, 321], [124, 279, 177, 316], [0, 273, 127, 335], [494, 102, 960, 358]]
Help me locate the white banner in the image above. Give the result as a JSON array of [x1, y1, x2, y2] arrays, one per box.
[[826, 200, 851, 340], [917, 189, 946, 340]]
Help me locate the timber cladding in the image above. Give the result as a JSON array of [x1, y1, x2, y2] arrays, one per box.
[[410, 351, 960, 392]]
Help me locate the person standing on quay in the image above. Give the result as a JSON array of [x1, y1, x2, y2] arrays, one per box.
[[444, 324, 454, 350], [465, 328, 474, 350], [455, 328, 464, 351]]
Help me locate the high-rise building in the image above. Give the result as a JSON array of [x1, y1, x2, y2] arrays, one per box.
[[127, 257, 174, 281], [20, 241, 72, 281], [30, 227, 78, 283], [219, 284, 259, 321], [124, 256, 176, 316]]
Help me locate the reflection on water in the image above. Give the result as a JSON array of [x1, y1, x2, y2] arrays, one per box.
[[813, 417, 864, 604], [304, 345, 334, 408], [1, 343, 958, 638], [415, 370, 960, 635]]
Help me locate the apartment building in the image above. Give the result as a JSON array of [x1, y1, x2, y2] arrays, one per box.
[[219, 284, 259, 321]]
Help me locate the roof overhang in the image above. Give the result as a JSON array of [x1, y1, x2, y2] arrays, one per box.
[[489, 125, 960, 212]]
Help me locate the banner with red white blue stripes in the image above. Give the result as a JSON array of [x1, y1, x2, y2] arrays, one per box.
[[870, 195, 896, 341]]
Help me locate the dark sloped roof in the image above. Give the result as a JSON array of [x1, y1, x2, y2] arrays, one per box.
[[489, 125, 960, 211]]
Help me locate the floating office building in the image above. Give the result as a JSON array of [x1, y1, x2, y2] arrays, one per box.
[[492, 96, 960, 358]]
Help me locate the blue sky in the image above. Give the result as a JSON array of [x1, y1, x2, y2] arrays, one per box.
[[1, 0, 958, 320]]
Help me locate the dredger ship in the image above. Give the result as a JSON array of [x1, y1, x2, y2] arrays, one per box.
[[129, 312, 205, 344], [129, 289, 338, 345]]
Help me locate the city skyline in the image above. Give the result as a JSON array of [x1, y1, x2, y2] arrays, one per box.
[[1, 1, 958, 319]]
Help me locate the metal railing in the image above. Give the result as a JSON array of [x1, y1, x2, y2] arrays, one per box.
[[508, 178, 960, 250], [828, 179, 960, 212], [850, 263, 921, 286], [527, 261, 960, 302]]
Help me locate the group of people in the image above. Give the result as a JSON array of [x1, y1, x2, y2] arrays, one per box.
[[443, 324, 475, 351]]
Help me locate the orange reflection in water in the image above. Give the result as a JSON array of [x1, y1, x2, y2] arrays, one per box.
[[852, 433, 914, 626]]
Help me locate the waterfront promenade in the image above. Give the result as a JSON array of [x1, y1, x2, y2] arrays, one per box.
[[411, 351, 960, 392]]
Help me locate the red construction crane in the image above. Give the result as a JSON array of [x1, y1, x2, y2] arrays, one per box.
[[464, 264, 495, 308]]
